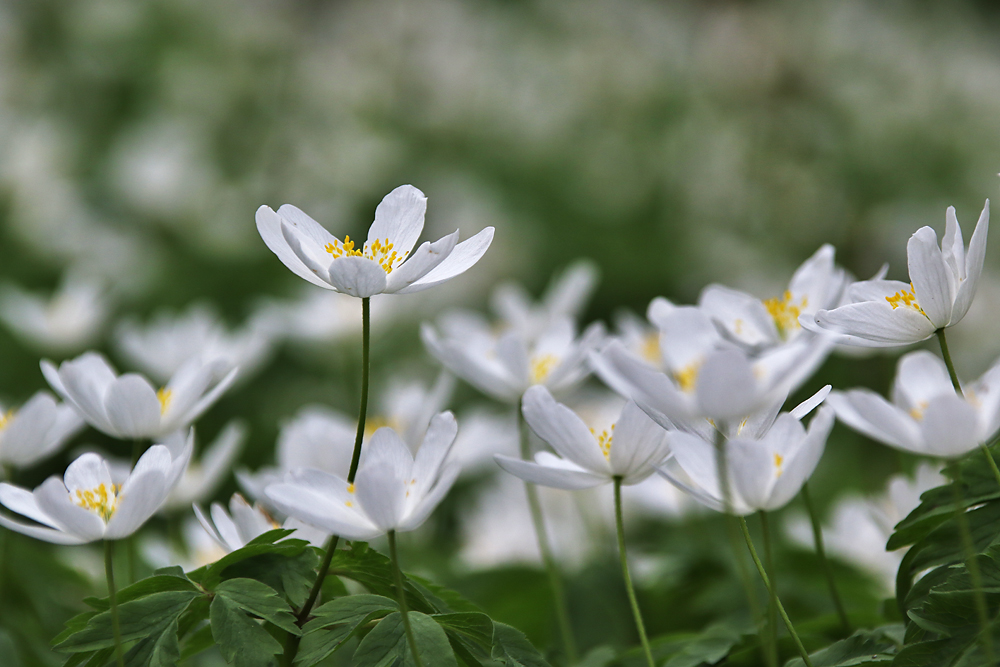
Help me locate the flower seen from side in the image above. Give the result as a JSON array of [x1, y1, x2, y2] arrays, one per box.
[[0, 275, 111, 354], [194, 493, 326, 554], [0, 391, 84, 468], [256, 185, 494, 298]]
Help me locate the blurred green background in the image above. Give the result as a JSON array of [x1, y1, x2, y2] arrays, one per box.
[[1, 0, 999, 665]]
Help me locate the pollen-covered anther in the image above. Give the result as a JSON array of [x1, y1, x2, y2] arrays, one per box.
[[773, 453, 784, 478], [530, 354, 559, 384], [74, 483, 120, 522], [674, 363, 699, 393], [886, 284, 927, 316], [590, 424, 615, 460], [909, 401, 929, 421], [157, 388, 172, 415], [764, 291, 808, 337]]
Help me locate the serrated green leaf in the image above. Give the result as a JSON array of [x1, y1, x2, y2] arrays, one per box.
[[189, 532, 308, 590], [891, 637, 965, 667], [296, 595, 399, 667], [123, 616, 181, 667], [215, 578, 300, 635], [327, 543, 435, 614], [491, 622, 551, 667], [82, 574, 201, 611], [353, 612, 407, 667], [784, 629, 897, 667], [404, 612, 458, 667], [53, 610, 99, 647], [179, 623, 215, 661], [210, 594, 284, 667], [218, 547, 320, 609], [662, 623, 742, 667], [55, 590, 200, 653], [433, 612, 493, 650]]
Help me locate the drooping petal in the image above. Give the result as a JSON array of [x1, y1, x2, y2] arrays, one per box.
[[493, 454, 606, 489], [826, 390, 922, 453], [0, 513, 89, 544], [920, 394, 980, 458], [521, 386, 609, 474], [953, 200, 989, 322], [367, 185, 427, 260], [104, 374, 162, 438], [608, 400, 670, 482], [384, 231, 459, 293], [255, 206, 331, 289], [326, 256, 388, 298], [396, 227, 495, 293], [908, 226, 955, 328]]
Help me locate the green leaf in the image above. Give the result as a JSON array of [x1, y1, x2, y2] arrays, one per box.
[[214, 578, 300, 635], [82, 574, 201, 611], [189, 531, 309, 590], [783, 629, 897, 667], [405, 611, 459, 667], [662, 623, 742, 667], [123, 617, 181, 667], [297, 594, 399, 666], [576, 645, 616, 667], [433, 612, 494, 650], [178, 623, 215, 661], [55, 590, 200, 653], [328, 543, 435, 614], [219, 547, 320, 609], [210, 594, 284, 667], [491, 622, 551, 667], [353, 611, 458, 667]]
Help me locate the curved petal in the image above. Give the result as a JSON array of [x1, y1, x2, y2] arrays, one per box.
[[665, 431, 722, 501], [953, 200, 989, 322], [411, 412, 458, 500], [727, 437, 775, 511], [811, 301, 935, 347], [193, 503, 231, 551], [494, 454, 606, 489], [766, 406, 834, 509], [52, 356, 118, 434], [827, 390, 922, 453], [266, 470, 380, 541], [0, 483, 60, 528], [420, 324, 521, 403], [908, 226, 955, 327], [920, 394, 980, 458], [64, 452, 115, 495], [255, 206, 331, 289], [177, 367, 240, 431], [384, 231, 459, 293], [699, 285, 777, 347], [105, 468, 168, 539], [34, 476, 105, 541], [0, 513, 89, 544], [608, 400, 670, 480], [327, 256, 388, 298], [696, 349, 760, 420], [396, 227, 495, 293], [892, 351, 953, 409], [398, 463, 461, 532], [789, 385, 832, 421], [942, 207, 966, 280], [367, 185, 427, 259], [591, 341, 693, 426], [521, 386, 609, 474], [354, 429, 412, 530], [104, 374, 162, 438], [0, 392, 61, 466]]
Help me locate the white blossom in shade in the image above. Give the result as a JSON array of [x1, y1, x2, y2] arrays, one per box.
[[115, 304, 273, 385], [422, 312, 605, 404], [0, 431, 193, 544], [491, 260, 599, 341], [256, 185, 494, 298], [251, 289, 396, 347], [0, 275, 110, 354], [0, 391, 84, 468], [803, 201, 989, 347], [495, 386, 670, 489], [194, 494, 326, 554], [658, 393, 835, 515], [828, 350, 1000, 458], [162, 421, 247, 511], [612, 310, 666, 372], [265, 412, 461, 541], [41, 352, 238, 440], [784, 463, 945, 593]]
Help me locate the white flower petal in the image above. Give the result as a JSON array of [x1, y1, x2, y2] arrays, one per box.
[[326, 256, 388, 298], [494, 454, 606, 489], [696, 349, 760, 420], [193, 503, 230, 551], [421, 324, 521, 403], [398, 463, 461, 532], [521, 386, 609, 474], [892, 351, 953, 410], [789, 385, 831, 421], [34, 476, 105, 540], [942, 207, 965, 280], [920, 394, 980, 458], [0, 483, 60, 528], [766, 406, 833, 509], [384, 231, 459, 293], [266, 470, 380, 540], [608, 400, 670, 481], [665, 431, 723, 501], [591, 341, 691, 428], [105, 467, 168, 539], [699, 285, 777, 347], [367, 185, 427, 259], [811, 301, 935, 347], [397, 227, 495, 293], [953, 200, 989, 322], [411, 412, 458, 500], [908, 226, 955, 327], [179, 367, 240, 431], [827, 390, 922, 453], [255, 206, 331, 289], [0, 513, 89, 544], [727, 438, 774, 510]]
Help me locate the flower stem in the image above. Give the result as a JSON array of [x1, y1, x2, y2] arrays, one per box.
[[760, 511, 779, 667], [284, 296, 371, 666], [801, 483, 850, 633], [613, 477, 655, 667], [518, 402, 577, 665], [105, 541, 124, 667], [388, 531, 424, 667], [948, 461, 996, 665], [936, 329, 1000, 489], [738, 517, 814, 667]]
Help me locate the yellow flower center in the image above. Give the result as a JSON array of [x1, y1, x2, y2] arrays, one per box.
[[0, 409, 15, 431], [909, 400, 929, 421], [886, 284, 927, 316], [763, 291, 807, 338], [773, 453, 784, 478], [530, 354, 559, 384], [364, 416, 396, 439], [74, 483, 120, 522], [674, 363, 700, 393], [590, 425, 615, 460], [641, 333, 661, 364], [157, 388, 173, 415], [324, 236, 407, 275]]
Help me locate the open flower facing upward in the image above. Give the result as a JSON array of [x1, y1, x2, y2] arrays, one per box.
[[828, 350, 1000, 457], [804, 202, 989, 346], [0, 431, 193, 544], [0, 391, 84, 468], [658, 392, 834, 515], [264, 412, 460, 541], [194, 493, 325, 554], [495, 386, 670, 488], [41, 352, 238, 440], [256, 185, 494, 298]]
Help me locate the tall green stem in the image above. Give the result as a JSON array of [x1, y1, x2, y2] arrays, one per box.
[[105, 541, 124, 667], [738, 518, 814, 667], [284, 297, 371, 666], [613, 477, 655, 667], [389, 531, 424, 667], [801, 483, 850, 633], [936, 328, 1000, 487], [760, 512, 778, 667], [518, 403, 577, 664], [948, 461, 996, 665]]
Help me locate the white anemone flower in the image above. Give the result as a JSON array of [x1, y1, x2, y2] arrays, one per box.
[[162, 421, 247, 510], [495, 386, 670, 488], [658, 395, 835, 515], [0, 431, 193, 544], [115, 304, 273, 384], [264, 412, 461, 541], [0, 391, 84, 468], [422, 312, 605, 404], [194, 494, 326, 554], [828, 350, 1000, 458], [0, 275, 110, 354], [491, 260, 599, 342], [803, 202, 989, 347], [250, 289, 396, 347], [256, 185, 494, 298], [41, 352, 238, 440]]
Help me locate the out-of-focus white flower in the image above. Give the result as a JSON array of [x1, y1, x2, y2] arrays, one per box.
[[256, 185, 494, 298], [41, 352, 238, 440], [449, 408, 519, 476], [251, 290, 396, 346], [785, 463, 945, 593], [0, 276, 110, 354], [162, 421, 247, 511], [423, 312, 605, 404], [0, 391, 84, 468], [828, 350, 1000, 458], [491, 260, 599, 341], [804, 202, 989, 347], [265, 412, 461, 540], [613, 310, 666, 371], [115, 304, 273, 384], [0, 431, 193, 544], [194, 493, 326, 554], [659, 391, 834, 515], [496, 386, 670, 488]]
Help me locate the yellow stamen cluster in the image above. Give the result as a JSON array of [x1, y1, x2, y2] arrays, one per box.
[[590, 424, 615, 460], [886, 284, 927, 316], [763, 291, 807, 338], [324, 236, 406, 275], [641, 333, 661, 364], [0, 409, 15, 431], [909, 400, 929, 421], [530, 354, 559, 384], [774, 453, 784, 478], [74, 483, 120, 522], [157, 388, 172, 416], [674, 363, 700, 393]]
